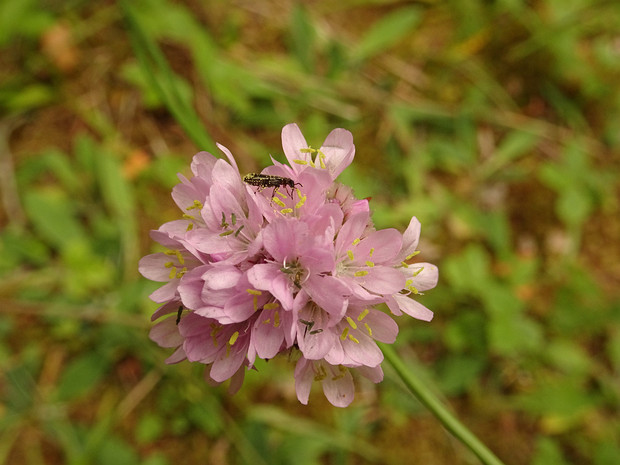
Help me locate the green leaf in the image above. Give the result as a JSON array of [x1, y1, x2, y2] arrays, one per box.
[[56, 353, 109, 401], [488, 312, 543, 356], [96, 436, 139, 465], [532, 437, 570, 465], [354, 7, 422, 61], [290, 5, 316, 72], [23, 187, 86, 250]]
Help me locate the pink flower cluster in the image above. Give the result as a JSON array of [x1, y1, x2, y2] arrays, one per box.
[[140, 124, 438, 407]]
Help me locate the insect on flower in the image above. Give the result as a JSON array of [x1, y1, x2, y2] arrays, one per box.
[[243, 173, 302, 199]]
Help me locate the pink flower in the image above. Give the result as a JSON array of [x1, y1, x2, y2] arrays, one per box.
[[140, 124, 438, 407]]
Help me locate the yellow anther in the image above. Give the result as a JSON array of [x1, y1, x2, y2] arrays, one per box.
[[405, 279, 413, 287], [219, 230, 234, 236], [210, 325, 222, 347], [274, 310, 281, 328], [412, 266, 424, 276], [253, 296, 258, 311], [406, 251, 420, 260], [364, 322, 372, 336], [348, 335, 360, 344], [346, 316, 357, 329], [408, 285, 419, 294], [264, 302, 279, 310], [273, 197, 286, 207], [352, 238, 361, 246], [263, 318, 271, 325], [168, 268, 177, 279], [182, 213, 195, 220], [176, 267, 187, 278], [231, 213, 237, 225], [319, 155, 326, 169], [299, 148, 316, 153], [369, 248, 375, 257], [314, 364, 327, 381], [164, 261, 174, 268], [401, 261, 409, 268], [280, 208, 293, 214], [229, 331, 239, 345], [309, 161, 316, 168], [293, 159, 308, 165], [332, 365, 347, 380], [365, 261, 375, 267], [295, 195, 306, 209], [186, 223, 194, 231], [357, 309, 369, 321], [354, 270, 369, 277], [340, 327, 349, 340], [347, 250, 354, 261], [186, 200, 203, 210], [247, 289, 262, 295], [175, 250, 185, 265]]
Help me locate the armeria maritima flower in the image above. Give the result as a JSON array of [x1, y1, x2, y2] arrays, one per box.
[[140, 123, 438, 407]]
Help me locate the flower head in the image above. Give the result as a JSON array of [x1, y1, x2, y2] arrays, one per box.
[[140, 124, 438, 407]]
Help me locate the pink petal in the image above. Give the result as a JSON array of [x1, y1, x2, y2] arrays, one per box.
[[282, 123, 309, 171], [322, 366, 355, 407], [320, 128, 355, 179], [139, 253, 175, 282], [363, 266, 406, 295], [397, 216, 421, 261], [294, 358, 314, 405], [408, 262, 439, 291], [362, 309, 399, 343], [202, 266, 242, 290], [149, 317, 183, 348], [392, 293, 434, 321], [149, 279, 179, 303], [356, 364, 383, 383]]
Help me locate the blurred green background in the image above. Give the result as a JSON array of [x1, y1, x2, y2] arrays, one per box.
[[1, 0, 619, 464]]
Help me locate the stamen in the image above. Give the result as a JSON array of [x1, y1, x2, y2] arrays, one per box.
[[293, 159, 308, 165], [186, 200, 203, 210], [229, 331, 239, 346], [364, 322, 372, 336], [340, 327, 349, 340], [186, 223, 193, 231], [168, 268, 176, 279], [234, 225, 244, 237], [280, 208, 293, 214], [347, 250, 354, 261], [231, 213, 237, 225], [246, 289, 262, 295], [357, 309, 369, 321], [274, 310, 280, 327], [412, 266, 425, 276], [348, 335, 360, 344], [346, 316, 357, 330], [182, 213, 195, 220], [210, 325, 222, 347], [295, 195, 306, 209], [219, 230, 234, 236], [352, 238, 361, 246], [401, 261, 409, 268], [273, 197, 286, 207], [164, 261, 174, 268], [354, 270, 369, 277], [264, 302, 279, 310], [406, 251, 420, 260], [318, 151, 326, 169], [365, 261, 375, 267], [369, 248, 375, 257]]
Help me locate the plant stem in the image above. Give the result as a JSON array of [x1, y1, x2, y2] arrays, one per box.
[[380, 343, 506, 465]]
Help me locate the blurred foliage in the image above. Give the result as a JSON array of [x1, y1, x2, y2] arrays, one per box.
[[1, 0, 619, 464]]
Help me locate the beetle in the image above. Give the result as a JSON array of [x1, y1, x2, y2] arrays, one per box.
[[242, 173, 303, 199]]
